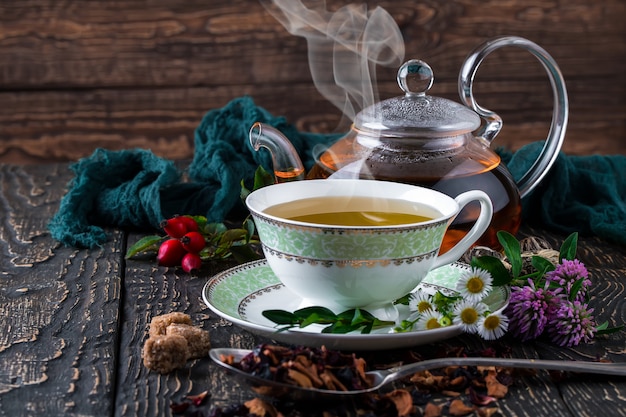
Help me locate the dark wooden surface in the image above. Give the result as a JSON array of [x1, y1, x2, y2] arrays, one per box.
[[0, 162, 625, 416], [0, 0, 624, 165]]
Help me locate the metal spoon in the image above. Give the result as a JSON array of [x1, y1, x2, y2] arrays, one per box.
[[210, 347, 626, 399]]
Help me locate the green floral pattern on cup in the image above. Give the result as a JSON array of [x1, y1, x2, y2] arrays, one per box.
[[254, 216, 448, 260]]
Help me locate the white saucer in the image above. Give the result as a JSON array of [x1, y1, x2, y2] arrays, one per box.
[[202, 259, 509, 351]]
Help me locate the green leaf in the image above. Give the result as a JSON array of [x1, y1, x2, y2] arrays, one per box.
[[595, 321, 624, 335], [183, 215, 207, 229], [321, 321, 362, 334], [471, 255, 513, 286], [394, 293, 412, 305], [125, 235, 164, 258], [336, 309, 358, 321], [241, 166, 274, 205], [559, 232, 579, 261], [204, 222, 228, 237], [262, 309, 297, 325], [253, 165, 275, 191], [240, 179, 251, 202], [229, 245, 261, 264], [242, 217, 256, 242], [497, 231, 522, 277], [431, 291, 460, 315], [300, 313, 333, 328], [293, 306, 337, 322], [361, 321, 374, 334], [372, 317, 395, 328], [531, 256, 556, 276], [219, 229, 248, 244], [568, 277, 586, 302], [350, 309, 372, 327]]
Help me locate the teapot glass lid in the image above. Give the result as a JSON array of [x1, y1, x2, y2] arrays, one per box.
[[354, 60, 481, 137]]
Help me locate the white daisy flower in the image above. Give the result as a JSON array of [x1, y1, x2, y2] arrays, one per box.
[[452, 300, 489, 334], [477, 311, 509, 340], [455, 267, 493, 303], [416, 310, 445, 331], [409, 290, 435, 313]]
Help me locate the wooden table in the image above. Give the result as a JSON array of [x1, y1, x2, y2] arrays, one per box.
[[1, 162, 625, 416]]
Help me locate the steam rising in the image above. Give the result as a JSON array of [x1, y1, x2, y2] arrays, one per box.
[[260, 0, 405, 122]]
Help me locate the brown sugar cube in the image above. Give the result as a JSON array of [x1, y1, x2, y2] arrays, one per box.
[[166, 323, 211, 359], [142, 335, 189, 374], [149, 312, 192, 337]]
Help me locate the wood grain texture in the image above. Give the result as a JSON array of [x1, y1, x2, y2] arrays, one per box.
[[0, 164, 123, 415], [0, 0, 624, 165]]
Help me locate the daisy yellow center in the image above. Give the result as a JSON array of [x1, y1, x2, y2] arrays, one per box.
[[483, 315, 501, 330], [460, 308, 479, 324], [425, 318, 441, 330], [417, 301, 432, 313], [466, 277, 484, 294]]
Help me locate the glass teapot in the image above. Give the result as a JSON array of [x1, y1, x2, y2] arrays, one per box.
[[249, 36, 568, 251]]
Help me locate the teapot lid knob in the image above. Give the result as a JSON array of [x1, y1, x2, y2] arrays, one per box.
[[397, 59, 434, 97], [354, 58, 480, 137]]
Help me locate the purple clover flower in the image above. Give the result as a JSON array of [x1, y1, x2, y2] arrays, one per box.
[[547, 300, 596, 347], [546, 259, 590, 302], [505, 279, 564, 341]]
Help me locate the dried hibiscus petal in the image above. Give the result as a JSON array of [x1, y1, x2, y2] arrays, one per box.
[[169, 401, 190, 414], [186, 390, 209, 406]]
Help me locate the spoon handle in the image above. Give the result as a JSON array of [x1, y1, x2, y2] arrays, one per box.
[[382, 356, 626, 385]]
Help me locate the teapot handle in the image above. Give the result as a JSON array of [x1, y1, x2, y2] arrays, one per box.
[[458, 36, 568, 198]]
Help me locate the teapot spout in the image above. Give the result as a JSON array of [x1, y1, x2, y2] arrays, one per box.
[[249, 122, 306, 183]]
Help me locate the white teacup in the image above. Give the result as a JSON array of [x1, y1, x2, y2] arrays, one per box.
[[246, 179, 492, 316]]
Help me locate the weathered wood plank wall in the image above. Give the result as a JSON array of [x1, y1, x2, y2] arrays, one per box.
[[0, 0, 624, 164]]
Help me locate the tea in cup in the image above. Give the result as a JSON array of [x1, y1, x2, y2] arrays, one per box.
[[245, 179, 493, 315]]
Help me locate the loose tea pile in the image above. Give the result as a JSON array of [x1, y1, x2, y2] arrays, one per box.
[[221, 344, 371, 392], [204, 343, 517, 417]]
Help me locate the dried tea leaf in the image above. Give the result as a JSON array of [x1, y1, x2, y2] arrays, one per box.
[[287, 369, 313, 388], [384, 389, 414, 417], [486, 371, 509, 398], [449, 375, 467, 388], [410, 370, 448, 390], [244, 398, 278, 417], [291, 360, 324, 387], [320, 369, 348, 391], [448, 399, 475, 416], [476, 407, 501, 417], [424, 402, 443, 417]]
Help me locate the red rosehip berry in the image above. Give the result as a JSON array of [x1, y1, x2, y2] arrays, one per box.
[[160, 217, 188, 239], [180, 231, 206, 253], [157, 238, 186, 267], [179, 216, 199, 233], [181, 252, 202, 273]]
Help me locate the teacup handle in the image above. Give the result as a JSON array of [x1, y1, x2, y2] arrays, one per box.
[[432, 190, 493, 269]]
